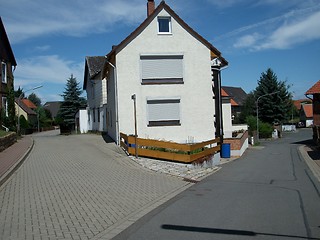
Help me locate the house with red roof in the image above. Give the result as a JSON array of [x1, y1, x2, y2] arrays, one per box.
[[306, 80, 320, 126], [305, 80, 320, 144], [14, 98, 37, 122], [300, 104, 313, 127]]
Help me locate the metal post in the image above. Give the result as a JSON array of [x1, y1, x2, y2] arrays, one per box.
[[131, 94, 138, 158]]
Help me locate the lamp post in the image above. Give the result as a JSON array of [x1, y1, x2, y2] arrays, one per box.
[[256, 91, 279, 142], [17, 85, 43, 135], [131, 94, 138, 159]]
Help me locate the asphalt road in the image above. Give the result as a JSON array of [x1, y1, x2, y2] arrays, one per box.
[[115, 128, 320, 240]]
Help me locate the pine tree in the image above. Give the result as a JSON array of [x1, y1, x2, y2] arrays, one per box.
[[28, 93, 41, 107], [255, 68, 292, 124], [57, 74, 86, 129]]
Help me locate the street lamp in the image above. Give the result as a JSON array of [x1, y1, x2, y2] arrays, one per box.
[[17, 85, 43, 135], [256, 91, 279, 142]]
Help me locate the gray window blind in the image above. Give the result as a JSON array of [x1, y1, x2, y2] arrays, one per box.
[[147, 99, 180, 123], [141, 56, 183, 81]]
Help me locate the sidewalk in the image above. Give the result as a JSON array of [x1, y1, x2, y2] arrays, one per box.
[[299, 144, 320, 182], [0, 135, 33, 186]]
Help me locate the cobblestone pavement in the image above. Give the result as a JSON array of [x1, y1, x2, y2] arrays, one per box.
[[0, 132, 191, 240]]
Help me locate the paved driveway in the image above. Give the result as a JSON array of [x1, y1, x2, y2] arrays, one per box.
[[0, 131, 189, 240]]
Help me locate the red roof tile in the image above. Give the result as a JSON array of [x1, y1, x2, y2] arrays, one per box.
[[293, 99, 312, 110], [306, 80, 320, 95], [21, 99, 37, 109], [221, 88, 229, 97], [302, 104, 313, 118]]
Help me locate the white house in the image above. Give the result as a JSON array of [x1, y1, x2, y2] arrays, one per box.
[[102, 0, 228, 145], [83, 56, 107, 132]]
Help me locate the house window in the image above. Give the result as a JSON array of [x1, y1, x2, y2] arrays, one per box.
[[97, 108, 100, 122], [88, 109, 90, 122], [147, 98, 181, 126], [140, 55, 183, 84], [1, 62, 7, 83], [158, 17, 171, 33], [2, 97, 8, 117], [93, 108, 96, 122]]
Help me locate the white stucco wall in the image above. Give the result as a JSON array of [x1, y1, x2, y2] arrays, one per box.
[[222, 102, 232, 138], [75, 109, 88, 133], [114, 9, 215, 143]]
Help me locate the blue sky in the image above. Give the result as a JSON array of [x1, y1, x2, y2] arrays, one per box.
[[1, 0, 320, 103]]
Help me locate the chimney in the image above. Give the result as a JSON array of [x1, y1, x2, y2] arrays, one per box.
[[147, 0, 155, 17]]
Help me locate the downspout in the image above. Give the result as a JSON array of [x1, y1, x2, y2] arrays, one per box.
[[106, 59, 120, 145], [212, 58, 228, 146]]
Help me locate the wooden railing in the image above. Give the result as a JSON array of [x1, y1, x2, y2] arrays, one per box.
[[120, 132, 221, 163]]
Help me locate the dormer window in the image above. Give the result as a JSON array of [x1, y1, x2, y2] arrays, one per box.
[[158, 17, 171, 34]]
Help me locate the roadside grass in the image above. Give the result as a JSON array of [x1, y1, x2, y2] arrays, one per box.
[[0, 130, 10, 137]]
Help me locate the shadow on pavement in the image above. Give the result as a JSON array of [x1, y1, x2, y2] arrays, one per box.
[[292, 138, 320, 161], [101, 133, 115, 144], [162, 224, 320, 239]]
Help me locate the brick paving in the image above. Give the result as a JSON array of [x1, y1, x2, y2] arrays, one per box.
[[0, 132, 189, 240], [0, 135, 33, 185]]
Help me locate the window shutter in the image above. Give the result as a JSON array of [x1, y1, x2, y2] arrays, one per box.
[[148, 99, 180, 122], [141, 56, 183, 80]]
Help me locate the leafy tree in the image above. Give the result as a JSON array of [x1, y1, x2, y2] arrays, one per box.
[[255, 68, 292, 124], [28, 93, 41, 107], [57, 74, 86, 129], [6, 85, 16, 131]]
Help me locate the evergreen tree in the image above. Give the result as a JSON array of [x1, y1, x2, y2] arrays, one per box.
[[57, 74, 86, 128], [6, 85, 16, 131], [237, 91, 255, 123], [28, 93, 41, 107], [255, 68, 292, 124], [14, 86, 24, 98]]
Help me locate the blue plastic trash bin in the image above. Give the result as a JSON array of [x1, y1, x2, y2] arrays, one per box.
[[221, 143, 231, 158]]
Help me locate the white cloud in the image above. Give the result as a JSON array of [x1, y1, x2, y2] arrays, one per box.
[[206, 0, 246, 8], [233, 33, 262, 48], [255, 11, 320, 50], [14, 55, 84, 88], [1, 0, 145, 43]]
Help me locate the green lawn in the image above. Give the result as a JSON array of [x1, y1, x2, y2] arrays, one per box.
[[0, 130, 10, 137]]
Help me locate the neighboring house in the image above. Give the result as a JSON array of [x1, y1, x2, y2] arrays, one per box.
[[43, 101, 62, 119], [101, 0, 227, 145], [221, 88, 233, 138], [15, 98, 37, 121], [83, 56, 107, 132], [222, 86, 247, 118], [0, 17, 17, 119], [306, 80, 320, 126], [300, 104, 313, 127], [293, 99, 312, 112]]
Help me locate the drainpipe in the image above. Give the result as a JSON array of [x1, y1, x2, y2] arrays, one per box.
[[212, 58, 228, 145], [106, 60, 120, 145]]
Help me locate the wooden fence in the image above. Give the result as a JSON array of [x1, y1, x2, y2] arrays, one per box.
[[120, 132, 221, 163]]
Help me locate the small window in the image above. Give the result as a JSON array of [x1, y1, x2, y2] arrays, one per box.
[[1, 62, 7, 83], [93, 108, 96, 122], [97, 108, 100, 122], [88, 109, 90, 122], [147, 98, 181, 127], [158, 17, 171, 33]]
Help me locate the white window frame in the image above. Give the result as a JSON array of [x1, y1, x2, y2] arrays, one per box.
[[1, 62, 7, 83], [158, 16, 172, 34], [147, 98, 181, 127], [140, 55, 184, 85]]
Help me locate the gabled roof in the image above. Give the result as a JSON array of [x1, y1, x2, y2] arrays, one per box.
[[293, 99, 312, 110], [43, 101, 62, 118], [306, 80, 320, 95], [83, 56, 105, 90], [221, 88, 238, 106], [21, 99, 37, 109], [302, 104, 313, 118], [222, 86, 247, 106], [15, 98, 36, 115], [0, 17, 17, 66], [104, 1, 227, 67]]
